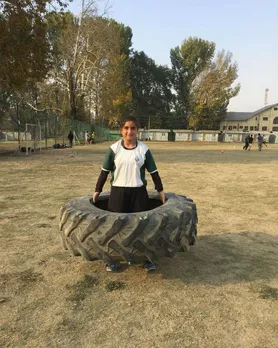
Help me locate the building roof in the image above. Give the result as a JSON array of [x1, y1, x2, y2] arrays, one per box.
[[223, 103, 278, 121], [224, 112, 253, 121]]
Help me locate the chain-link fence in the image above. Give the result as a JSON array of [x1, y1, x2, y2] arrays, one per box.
[[0, 111, 120, 154]]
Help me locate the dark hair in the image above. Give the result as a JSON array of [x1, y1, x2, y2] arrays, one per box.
[[120, 116, 140, 129]]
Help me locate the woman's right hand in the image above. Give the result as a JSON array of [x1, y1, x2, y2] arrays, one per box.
[[93, 192, 100, 203], [158, 191, 166, 204]]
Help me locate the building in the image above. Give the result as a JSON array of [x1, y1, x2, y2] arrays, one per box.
[[220, 103, 278, 132]]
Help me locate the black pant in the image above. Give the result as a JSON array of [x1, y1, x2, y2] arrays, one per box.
[[108, 186, 149, 213], [243, 143, 249, 150]]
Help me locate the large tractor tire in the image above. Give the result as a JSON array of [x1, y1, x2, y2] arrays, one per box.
[[59, 192, 198, 264]]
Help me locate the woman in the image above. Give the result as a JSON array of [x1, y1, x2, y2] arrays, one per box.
[[93, 116, 165, 272]]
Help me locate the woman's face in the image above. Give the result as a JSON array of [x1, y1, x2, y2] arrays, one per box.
[[121, 121, 138, 142]]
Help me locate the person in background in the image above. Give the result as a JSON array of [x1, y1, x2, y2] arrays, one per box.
[[243, 134, 250, 150], [248, 134, 253, 150], [93, 116, 165, 272], [87, 131, 92, 144], [262, 135, 268, 147], [67, 130, 74, 148], [257, 133, 263, 151], [91, 132, 95, 144]]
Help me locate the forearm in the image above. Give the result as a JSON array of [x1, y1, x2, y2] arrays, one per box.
[[95, 170, 109, 192], [150, 171, 163, 192]]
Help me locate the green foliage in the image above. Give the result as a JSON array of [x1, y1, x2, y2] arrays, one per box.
[[97, 19, 133, 126], [189, 50, 240, 129], [109, 19, 133, 56], [0, 3, 240, 131], [170, 37, 216, 127], [43, 12, 133, 124], [170, 46, 188, 125], [170, 37, 240, 130], [130, 51, 174, 128], [0, 0, 69, 92], [45, 10, 74, 68], [180, 37, 215, 81]]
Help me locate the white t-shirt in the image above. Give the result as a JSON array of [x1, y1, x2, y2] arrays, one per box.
[[102, 140, 157, 187]]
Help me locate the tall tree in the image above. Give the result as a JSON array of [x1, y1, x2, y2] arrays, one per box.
[[0, 0, 68, 92], [170, 37, 215, 127], [32, 10, 132, 126], [97, 19, 133, 127], [130, 51, 174, 128], [189, 50, 240, 129]]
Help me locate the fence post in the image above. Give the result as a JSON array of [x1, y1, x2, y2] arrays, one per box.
[[54, 113, 57, 146], [44, 113, 48, 149]]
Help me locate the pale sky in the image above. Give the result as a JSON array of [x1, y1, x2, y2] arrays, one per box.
[[68, 0, 278, 112]]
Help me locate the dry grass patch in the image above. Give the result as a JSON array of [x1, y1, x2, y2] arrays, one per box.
[[0, 142, 278, 348], [66, 274, 99, 306]]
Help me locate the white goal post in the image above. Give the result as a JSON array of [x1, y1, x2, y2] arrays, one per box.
[[25, 123, 42, 155]]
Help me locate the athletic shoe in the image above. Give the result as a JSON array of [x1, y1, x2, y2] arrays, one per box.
[[106, 263, 119, 272], [144, 261, 156, 272]]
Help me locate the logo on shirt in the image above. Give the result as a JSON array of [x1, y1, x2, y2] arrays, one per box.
[[135, 156, 140, 162]]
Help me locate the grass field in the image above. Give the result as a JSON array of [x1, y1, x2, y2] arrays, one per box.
[[1, 141, 278, 348]]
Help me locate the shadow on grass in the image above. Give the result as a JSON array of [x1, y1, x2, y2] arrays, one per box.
[[159, 232, 278, 285]]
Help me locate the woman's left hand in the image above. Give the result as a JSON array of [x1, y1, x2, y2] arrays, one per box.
[[93, 192, 100, 203], [159, 191, 166, 204]]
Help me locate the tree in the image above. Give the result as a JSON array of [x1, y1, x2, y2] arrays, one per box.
[[130, 51, 174, 129], [32, 8, 133, 127], [189, 50, 240, 129], [96, 19, 133, 126], [0, 0, 68, 92], [0, 1, 69, 124], [170, 37, 215, 127], [71, 16, 132, 123]]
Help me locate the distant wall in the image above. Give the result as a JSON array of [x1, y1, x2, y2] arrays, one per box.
[[138, 130, 278, 143]]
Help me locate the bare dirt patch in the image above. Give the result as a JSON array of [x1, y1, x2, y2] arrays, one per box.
[[1, 142, 278, 348]]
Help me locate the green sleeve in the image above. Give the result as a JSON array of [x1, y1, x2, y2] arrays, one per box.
[[102, 148, 115, 172], [145, 149, 157, 173]]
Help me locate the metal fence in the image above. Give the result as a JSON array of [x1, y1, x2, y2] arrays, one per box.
[[0, 112, 118, 154], [2, 116, 277, 155]]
